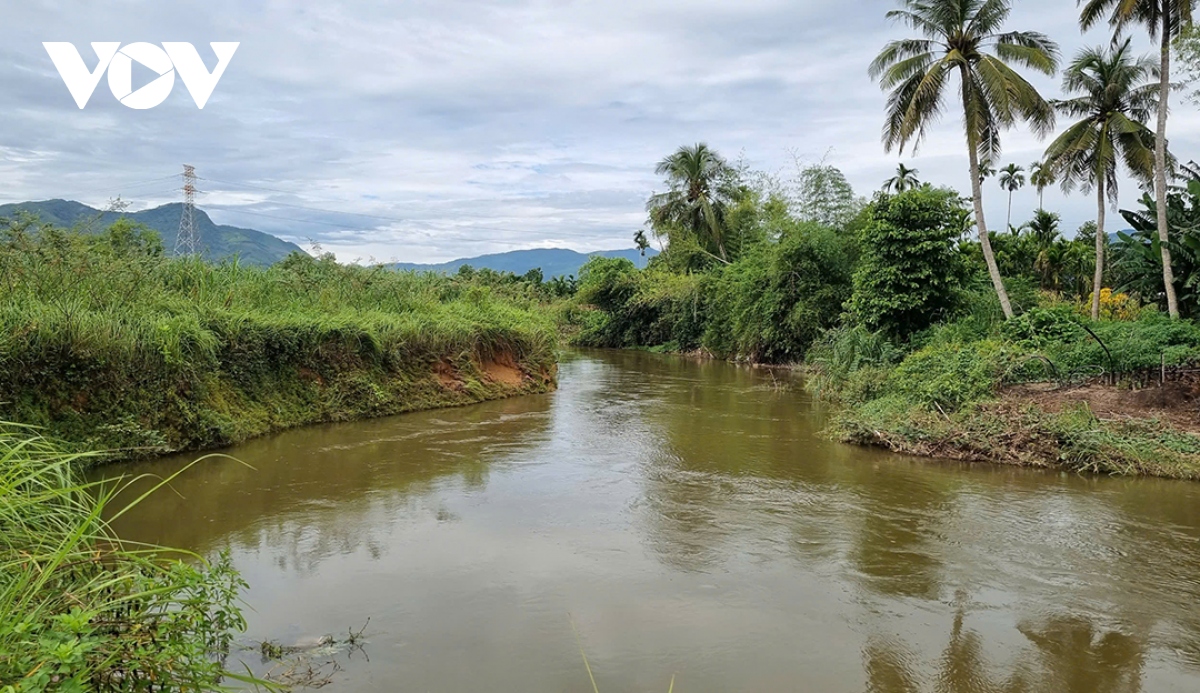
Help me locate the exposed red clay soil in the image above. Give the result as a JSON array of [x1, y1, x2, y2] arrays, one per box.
[[434, 360, 463, 390], [482, 354, 525, 387], [1003, 376, 1200, 433]]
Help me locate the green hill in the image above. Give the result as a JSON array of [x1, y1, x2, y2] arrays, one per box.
[[0, 199, 303, 266], [392, 247, 658, 278]]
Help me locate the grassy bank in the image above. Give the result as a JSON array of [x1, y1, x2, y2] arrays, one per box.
[[0, 425, 251, 691], [809, 304, 1200, 480], [833, 397, 1200, 480], [0, 218, 559, 461]]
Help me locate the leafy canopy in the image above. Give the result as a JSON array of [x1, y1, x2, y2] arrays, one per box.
[[870, 0, 1059, 164]]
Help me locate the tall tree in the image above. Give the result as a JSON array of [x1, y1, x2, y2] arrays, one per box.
[[884, 163, 922, 192], [1043, 40, 1158, 320], [871, 0, 1059, 319], [633, 229, 650, 257], [1081, 0, 1195, 318], [792, 162, 864, 228], [1030, 160, 1056, 209], [998, 163, 1026, 231], [647, 143, 738, 264]]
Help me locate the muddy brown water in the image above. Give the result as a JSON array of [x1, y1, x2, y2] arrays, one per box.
[[99, 349, 1200, 691]]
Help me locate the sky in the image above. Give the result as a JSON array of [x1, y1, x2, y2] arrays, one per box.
[[3, 0, 1199, 264]]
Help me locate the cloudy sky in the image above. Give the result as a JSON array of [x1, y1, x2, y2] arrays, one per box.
[[3, 0, 1199, 263]]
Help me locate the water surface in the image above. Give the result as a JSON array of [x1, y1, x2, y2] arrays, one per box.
[[104, 349, 1200, 691]]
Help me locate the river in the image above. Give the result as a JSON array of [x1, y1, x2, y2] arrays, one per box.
[[102, 349, 1200, 691]]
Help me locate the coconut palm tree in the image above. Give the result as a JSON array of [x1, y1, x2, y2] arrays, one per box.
[[1029, 160, 1056, 209], [998, 163, 1026, 231], [1081, 0, 1195, 318], [633, 229, 650, 257], [883, 163, 922, 193], [647, 143, 737, 263], [1043, 40, 1158, 320], [870, 0, 1059, 319]]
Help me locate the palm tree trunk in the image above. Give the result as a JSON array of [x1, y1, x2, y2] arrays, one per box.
[[967, 147, 1014, 319], [1157, 15, 1180, 318], [1092, 179, 1106, 321], [1006, 190, 1013, 233]]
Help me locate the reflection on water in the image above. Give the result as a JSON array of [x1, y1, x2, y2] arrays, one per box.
[[100, 349, 1200, 691]]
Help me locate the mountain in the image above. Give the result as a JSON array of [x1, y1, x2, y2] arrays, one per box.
[[391, 247, 658, 278], [0, 199, 304, 266]]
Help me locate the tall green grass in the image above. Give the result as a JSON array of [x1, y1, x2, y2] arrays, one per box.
[[0, 424, 252, 691], [0, 219, 559, 458]]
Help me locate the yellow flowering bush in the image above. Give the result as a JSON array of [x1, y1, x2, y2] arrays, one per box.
[[1084, 288, 1141, 321]]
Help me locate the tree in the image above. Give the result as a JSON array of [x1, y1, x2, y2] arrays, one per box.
[[1176, 21, 1200, 101], [1043, 40, 1157, 319], [849, 188, 970, 339], [633, 229, 650, 257], [871, 0, 1059, 319], [791, 162, 864, 229], [1081, 0, 1195, 318], [1113, 168, 1200, 316], [998, 163, 1027, 232], [1030, 160, 1056, 209], [883, 163, 922, 193], [647, 143, 740, 265]]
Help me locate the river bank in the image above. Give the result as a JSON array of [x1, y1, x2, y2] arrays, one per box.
[[0, 221, 558, 463], [830, 387, 1200, 480], [807, 318, 1200, 481]]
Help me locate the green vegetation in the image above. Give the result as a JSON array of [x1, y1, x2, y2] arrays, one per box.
[[870, 0, 1059, 319], [0, 425, 252, 691], [1043, 38, 1158, 320], [564, 0, 1200, 480], [569, 143, 1200, 478], [1082, 0, 1194, 318], [0, 215, 558, 460]]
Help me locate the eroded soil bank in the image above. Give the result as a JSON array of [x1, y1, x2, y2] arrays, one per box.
[[8, 342, 557, 464], [836, 377, 1200, 480]]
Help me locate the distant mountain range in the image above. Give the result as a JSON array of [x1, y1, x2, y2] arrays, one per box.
[[391, 247, 658, 278], [1, 199, 658, 274], [0, 199, 304, 266]]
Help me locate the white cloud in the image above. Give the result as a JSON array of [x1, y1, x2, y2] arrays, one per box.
[[2, 0, 1197, 262]]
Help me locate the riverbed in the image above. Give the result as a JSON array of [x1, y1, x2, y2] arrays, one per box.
[[102, 349, 1200, 691]]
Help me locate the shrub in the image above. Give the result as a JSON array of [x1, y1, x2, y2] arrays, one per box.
[[848, 188, 970, 340], [885, 339, 1010, 411], [0, 426, 251, 691], [703, 223, 854, 362], [806, 325, 901, 403]]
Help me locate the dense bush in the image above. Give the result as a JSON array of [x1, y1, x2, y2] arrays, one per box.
[[574, 258, 706, 350], [885, 339, 1011, 410], [702, 223, 854, 362], [848, 188, 970, 340]]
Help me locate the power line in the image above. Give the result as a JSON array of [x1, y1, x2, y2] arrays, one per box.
[[205, 206, 617, 249], [204, 206, 406, 231], [207, 197, 409, 224], [207, 205, 618, 242], [197, 176, 393, 207], [60, 174, 183, 198]]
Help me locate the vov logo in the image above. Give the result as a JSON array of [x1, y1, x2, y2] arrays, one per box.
[[43, 42, 239, 109]]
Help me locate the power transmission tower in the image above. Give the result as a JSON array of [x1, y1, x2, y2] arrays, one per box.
[[174, 164, 199, 257], [104, 195, 131, 213]]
